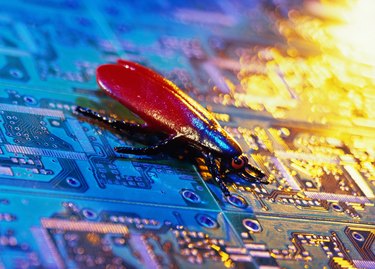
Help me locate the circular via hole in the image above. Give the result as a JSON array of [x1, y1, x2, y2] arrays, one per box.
[[352, 231, 365, 242], [66, 177, 81, 187], [82, 209, 97, 220], [243, 219, 261, 232], [196, 214, 218, 229], [332, 203, 343, 212], [196, 186, 204, 191], [227, 194, 248, 208], [24, 96, 37, 105], [9, 68, 24, 79], [181, 189, 201, 203]]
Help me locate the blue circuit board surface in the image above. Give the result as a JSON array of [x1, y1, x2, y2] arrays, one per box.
[[0, 0, 374, 268]]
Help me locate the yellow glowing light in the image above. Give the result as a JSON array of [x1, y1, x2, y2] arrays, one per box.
[[235, 0, 375, 126], [327, 0, 375, 67]]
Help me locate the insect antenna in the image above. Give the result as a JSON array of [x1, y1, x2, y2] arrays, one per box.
[[114, 135, 179, 155], [75, 106, 148, 133]]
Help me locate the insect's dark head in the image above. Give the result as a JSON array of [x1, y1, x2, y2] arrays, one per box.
[[227, 154, 268, 184]]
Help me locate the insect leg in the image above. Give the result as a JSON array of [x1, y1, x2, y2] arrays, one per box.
[[246, 164, 266, 178], [114, 135, 179, 155], [242, 164, 268, 184], [204, 152, 231, 196], [75, 106, 148, 133]]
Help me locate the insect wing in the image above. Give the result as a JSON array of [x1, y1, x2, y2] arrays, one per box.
[[96, 62, 219, 137], [116, 60, 218, 125]]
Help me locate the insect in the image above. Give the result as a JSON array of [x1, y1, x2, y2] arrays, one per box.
[[76, 59, 268, 196]]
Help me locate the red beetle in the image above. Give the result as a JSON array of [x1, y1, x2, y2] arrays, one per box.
[[76, 59, 267, 196]]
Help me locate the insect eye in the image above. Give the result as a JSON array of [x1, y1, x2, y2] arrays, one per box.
[[231, 157, 245, 169]]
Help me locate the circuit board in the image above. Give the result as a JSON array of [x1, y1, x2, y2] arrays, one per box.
[[0, 0, 374, 268]]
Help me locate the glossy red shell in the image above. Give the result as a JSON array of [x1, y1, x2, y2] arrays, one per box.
[[96, 60, 242, 156]]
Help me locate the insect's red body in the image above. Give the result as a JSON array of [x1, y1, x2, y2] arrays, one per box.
[[76, 59, 267, 196], [97, 60, 242, 157]]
